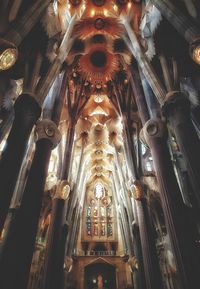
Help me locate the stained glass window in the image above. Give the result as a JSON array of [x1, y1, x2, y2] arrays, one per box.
[[85, 184, 114, 239], [95, 183, 104, 199]]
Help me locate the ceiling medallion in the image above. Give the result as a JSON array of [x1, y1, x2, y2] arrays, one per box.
[[95, 140, 103, 146], [96, 172, 102, 177], [95, 149, 103, 155], [94, 94, 105, 103], [95, 165, 103, 171], [74, 17, 124, 40], [78, 46, 119, 82]]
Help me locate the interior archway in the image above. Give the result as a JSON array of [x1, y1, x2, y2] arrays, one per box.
[[84, 262, 116, 289]]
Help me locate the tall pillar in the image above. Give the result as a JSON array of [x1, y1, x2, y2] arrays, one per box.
[[0, 108, 14, 144], [162, 91, 200, 206], [0, 93, 41, 232], [43, 182, 70, 289], [131, 221, 146, 289], [0, 119, 61, 289], [143, 117, 200, 289], [133, 181, 164, 289], [130, 67, 150, 126]]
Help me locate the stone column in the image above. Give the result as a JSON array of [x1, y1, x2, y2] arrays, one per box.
[[133, 181, 164, 289], [43, 181, 70, 289], [130, 67, 150, 126], [143, 117, 200, 289], [67, 204, 80, 256], [0, 107, 14, 144], [162, 91, 200, 207], [0, 119, 61, 289], [0, 93, 41, 232], [131, 222, 146, 289]]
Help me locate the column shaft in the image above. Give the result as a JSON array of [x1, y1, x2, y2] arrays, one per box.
[[136, 198, 164, 289], [0, 93, 41, 231], [144, 118, 200, 289], [0, 139, 52, 289], [163, 92, 200, 206], [43, 198, 68, 289]]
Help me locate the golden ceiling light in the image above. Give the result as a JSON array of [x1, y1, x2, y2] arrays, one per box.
[[89, 123, 109, 143], [90, 105, 108, 116], [0, 39, 18, 71], [60, 0, 83, 17], [84, 0, 117, 17], [74, 17, 124, 40], [0, 48, 18, 71], [78, 46, 119, 82], [93, 94, 106, 103], [89, 158, 111, 169], [76, 118, 92, 136], [190, 38, 200, 65], [192, 46, 200, 65]]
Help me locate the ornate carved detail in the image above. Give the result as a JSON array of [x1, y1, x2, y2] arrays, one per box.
[[94, 18, 106, 30], [64, 256, 73, 272], [132, 180, 143, 201], [143, 118, 167, 145], [139, 127, 148, 147], [128, 256, 139, 272], [54, 180, 71, 200], [35, 119, 61, 148]]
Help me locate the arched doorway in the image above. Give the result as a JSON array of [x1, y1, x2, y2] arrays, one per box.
[[84, 262, 116, 289]]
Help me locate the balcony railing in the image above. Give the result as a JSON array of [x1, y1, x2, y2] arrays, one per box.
[[73, 249, 128, 257]]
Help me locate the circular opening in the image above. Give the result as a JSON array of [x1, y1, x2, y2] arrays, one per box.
[[94, 18, 106, 30], [92, 0, 106, 6], [92, 34, 106, 43], [69, 0, 81, 6], [117, 0, 128, 5], [90, 51, 107, 68]]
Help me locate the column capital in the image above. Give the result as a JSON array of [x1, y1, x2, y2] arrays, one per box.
[[143, 118, 167, 145], [35, 119, 61, 148], [162, 91, 191, 119]]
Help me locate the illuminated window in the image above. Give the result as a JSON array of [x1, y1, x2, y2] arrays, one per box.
[[95, 183, 104, 199], [85, 184, 114, 239]]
